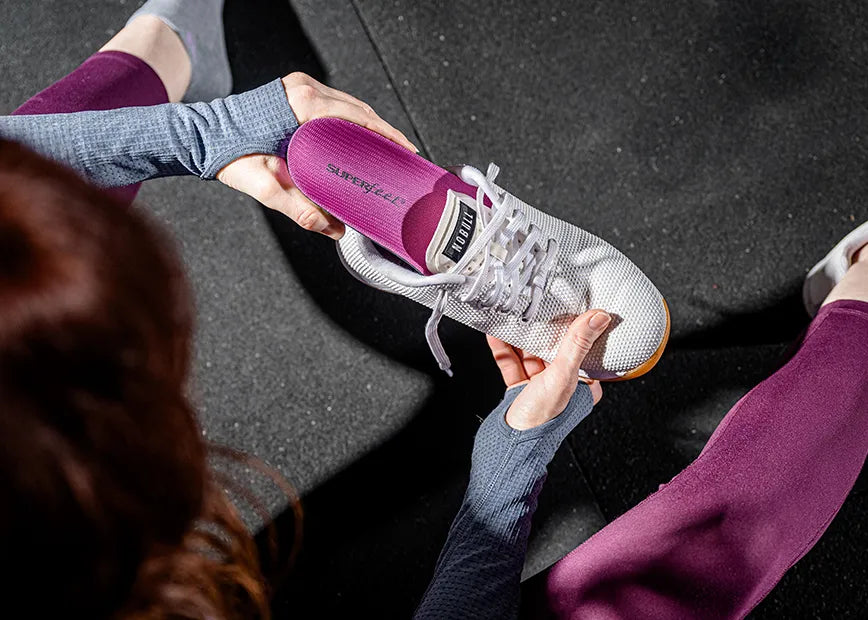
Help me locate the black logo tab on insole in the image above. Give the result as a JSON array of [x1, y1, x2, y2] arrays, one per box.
[[442, 202, 477, 263]]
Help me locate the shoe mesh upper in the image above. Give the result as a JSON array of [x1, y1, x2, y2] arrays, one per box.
[[337, 188, 668, 378]]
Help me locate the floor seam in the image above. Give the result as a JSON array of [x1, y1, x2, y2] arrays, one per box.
[[564, 439, 610, 527], [347, 0, 433, 159]]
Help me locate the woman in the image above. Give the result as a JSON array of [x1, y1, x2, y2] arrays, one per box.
[[2, 1, 865, 619]]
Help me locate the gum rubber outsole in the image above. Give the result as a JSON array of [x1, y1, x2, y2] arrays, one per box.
[[607, 299, 671, 382]]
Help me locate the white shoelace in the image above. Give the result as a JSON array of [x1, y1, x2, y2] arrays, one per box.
[[423, 164, 559, 375]]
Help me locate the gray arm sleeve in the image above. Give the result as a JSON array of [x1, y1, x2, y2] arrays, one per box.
[[414, 383, 595, 620], [0, 79, 297, 187]]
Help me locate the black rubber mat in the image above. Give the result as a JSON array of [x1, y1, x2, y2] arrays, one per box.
[[1, 0, 865, 616]]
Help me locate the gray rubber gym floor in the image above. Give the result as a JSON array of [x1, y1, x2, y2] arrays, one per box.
[[1, 0, 866, 617]]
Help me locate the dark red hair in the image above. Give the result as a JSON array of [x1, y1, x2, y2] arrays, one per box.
[[0, 139, 272, 618]]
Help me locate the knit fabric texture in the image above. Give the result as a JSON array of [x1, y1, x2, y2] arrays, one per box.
[[338, 188, 668, 378], [0, 78, 296, 186], [415, 382, 595, 619]]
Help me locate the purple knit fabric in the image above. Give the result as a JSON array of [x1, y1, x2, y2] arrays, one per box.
[[13, 50, 168, 204], [532, 299, 868, 619]]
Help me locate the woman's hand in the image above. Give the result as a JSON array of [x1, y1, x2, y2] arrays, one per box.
[[487, 310, 610, 430], [217, 72, 417, 240]]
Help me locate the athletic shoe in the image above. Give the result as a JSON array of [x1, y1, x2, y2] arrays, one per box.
[[803, 220, 868, 316], [286, 117, 670, 380]]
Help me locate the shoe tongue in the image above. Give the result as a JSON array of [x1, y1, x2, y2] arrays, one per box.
[[425, 191, 485, 274]]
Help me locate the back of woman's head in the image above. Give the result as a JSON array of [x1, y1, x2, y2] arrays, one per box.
[[0, 140, 268, 618]]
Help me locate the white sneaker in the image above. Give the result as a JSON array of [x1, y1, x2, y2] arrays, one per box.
[[803, 220, 868, 316], [336, 163, 670, 380]]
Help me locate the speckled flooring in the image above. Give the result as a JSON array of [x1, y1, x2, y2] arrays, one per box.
[[1, 0, 865, 617]]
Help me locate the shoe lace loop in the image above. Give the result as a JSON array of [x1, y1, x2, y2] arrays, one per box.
[[425, 164, 559, 375]]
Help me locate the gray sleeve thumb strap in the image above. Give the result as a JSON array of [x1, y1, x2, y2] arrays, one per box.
[[0, 78, 299, 187], [193, 79, 299, 178]]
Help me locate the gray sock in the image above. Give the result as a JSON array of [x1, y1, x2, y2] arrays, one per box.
[[128, 0, 232, 102]]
